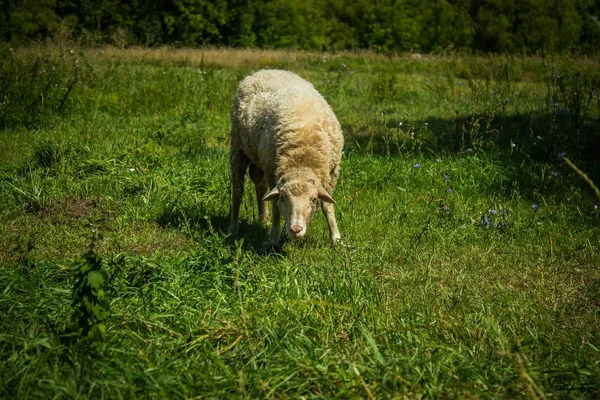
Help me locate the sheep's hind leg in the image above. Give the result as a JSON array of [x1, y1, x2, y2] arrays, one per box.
[[321, 202, 341, 245], [249, 163, 268, 223], [228, 150, 250, 237]]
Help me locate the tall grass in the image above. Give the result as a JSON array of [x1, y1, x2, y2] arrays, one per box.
[[0, 44, 94, 130]]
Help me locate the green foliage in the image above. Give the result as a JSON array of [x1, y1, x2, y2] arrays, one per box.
[[353, 0, 420, 52], [413, 0, 474, 52], [254, 0, 331, 50], [163, 0, 228, 46], [0, 0, 60, 41], [2, 0, 600, 53]]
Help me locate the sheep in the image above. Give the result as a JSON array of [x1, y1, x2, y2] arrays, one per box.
[[227, 69, 343, 247]]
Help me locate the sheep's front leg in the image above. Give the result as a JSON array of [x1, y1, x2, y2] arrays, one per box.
[[269, 202, 282, 246], [228, 150, 250, 237], [321, 202, 341, 245]]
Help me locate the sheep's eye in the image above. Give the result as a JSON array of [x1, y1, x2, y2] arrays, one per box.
[[311, 197, 317, 204]]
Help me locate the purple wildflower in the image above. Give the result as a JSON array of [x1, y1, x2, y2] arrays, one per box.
[[447, 188, 452, 193], [557, 152, 567, 159], [443, 174, 451, 181], [413, 163, 421, 168], [551, 171, 558, 177], [491, 209, 497, 215], [482, 215, 490, 227], [532, 203, 539, 211], [435, 158, 441, 163]]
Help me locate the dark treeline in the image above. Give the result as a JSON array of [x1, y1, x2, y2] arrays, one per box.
[[2, 0, 600, 53]]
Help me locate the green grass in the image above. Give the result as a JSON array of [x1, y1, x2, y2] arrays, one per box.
[[1, 45, 599, 398]]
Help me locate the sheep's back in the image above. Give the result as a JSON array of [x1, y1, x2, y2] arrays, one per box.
[[232, 70, 343, 181]]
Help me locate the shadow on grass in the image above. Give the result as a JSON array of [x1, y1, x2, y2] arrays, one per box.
[[345, 111, 600, 199], [347, 112, 599, 161], [156, 204, 281, 255]]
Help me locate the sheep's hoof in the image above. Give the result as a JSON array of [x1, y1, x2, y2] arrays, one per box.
[[227, 224, 239, 238], [332, 239, 351, 249], [259, 242, 283, 255]]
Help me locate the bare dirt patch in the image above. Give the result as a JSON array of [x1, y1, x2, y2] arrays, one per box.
[[38, 197, 106, 225]]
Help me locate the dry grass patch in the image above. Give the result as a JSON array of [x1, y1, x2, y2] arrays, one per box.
[[88, 46, 317, 68]]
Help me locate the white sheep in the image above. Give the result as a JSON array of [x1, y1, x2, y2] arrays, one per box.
[[227, 69, 343, 247]]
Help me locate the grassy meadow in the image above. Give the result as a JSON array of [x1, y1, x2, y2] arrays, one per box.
[[1, 44, 599, 398]]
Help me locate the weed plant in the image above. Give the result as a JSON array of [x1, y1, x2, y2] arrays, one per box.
[[0, 45, 599, 398], [72, 226, 112, 340]]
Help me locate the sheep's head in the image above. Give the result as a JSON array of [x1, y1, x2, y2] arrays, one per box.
[[263, 178, 334, 239]]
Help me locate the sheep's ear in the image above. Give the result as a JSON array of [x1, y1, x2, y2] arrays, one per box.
[[263, 187, 280, 201], [318, 187, 335, 204]]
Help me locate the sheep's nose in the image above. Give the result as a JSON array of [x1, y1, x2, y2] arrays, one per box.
[[290, 225, 303, 234]]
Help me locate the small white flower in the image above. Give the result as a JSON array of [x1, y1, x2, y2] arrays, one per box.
[[399, 121, 403, 126], [129, 168, 135, 172]]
